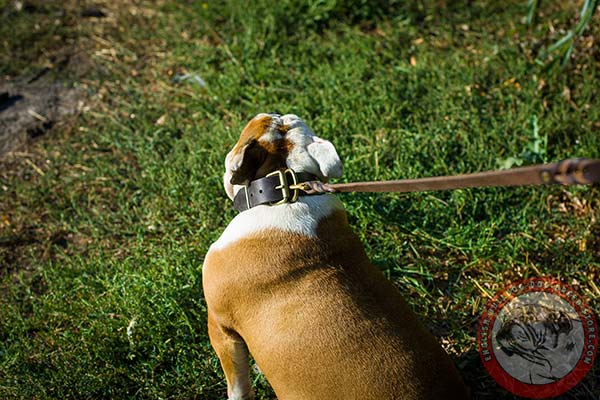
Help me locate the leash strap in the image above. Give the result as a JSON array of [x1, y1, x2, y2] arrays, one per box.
[[299, 158, 600, 194], [232, 159, 600, 211]]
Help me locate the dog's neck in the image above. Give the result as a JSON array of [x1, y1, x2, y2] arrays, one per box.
[[211, 194, 344, 251]]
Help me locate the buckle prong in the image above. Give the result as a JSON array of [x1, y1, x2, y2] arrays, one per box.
[[243, 185, 251, 210]]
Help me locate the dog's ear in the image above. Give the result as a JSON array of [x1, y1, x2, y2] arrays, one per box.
[[306, 136, 343, 180], [229, 140, 268, 185], [223, 140, 268, 200]]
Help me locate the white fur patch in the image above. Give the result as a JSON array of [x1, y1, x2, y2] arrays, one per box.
[[257, 114, 284, 144], [209, 194, 343, 252], [306, 136, 343, 179], [227, 341, 254, 400], [281, 114, 343, 181]]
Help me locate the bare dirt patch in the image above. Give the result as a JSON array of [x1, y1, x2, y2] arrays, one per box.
[[0, 1, 113, 158], [0, 75, 84, 156]]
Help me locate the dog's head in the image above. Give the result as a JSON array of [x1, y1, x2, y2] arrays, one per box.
[[223, 113, 343, 199]]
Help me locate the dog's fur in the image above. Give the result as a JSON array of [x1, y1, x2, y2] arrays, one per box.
[[203, 114, 470, 400]]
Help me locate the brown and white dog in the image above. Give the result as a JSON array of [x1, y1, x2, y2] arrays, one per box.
[[202, 114, 470, 400]]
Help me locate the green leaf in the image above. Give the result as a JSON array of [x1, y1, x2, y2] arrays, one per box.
[[547, 30, 574, 53], [526, 0, 541, 25]]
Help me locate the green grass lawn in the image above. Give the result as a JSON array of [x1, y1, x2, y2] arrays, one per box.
[[1, 1, 599, 398]]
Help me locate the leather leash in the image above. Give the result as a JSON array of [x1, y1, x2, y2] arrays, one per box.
[[233, 158, 600, 211], [298, 158, 600, 194]]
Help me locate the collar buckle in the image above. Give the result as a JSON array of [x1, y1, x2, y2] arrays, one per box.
[[266, 168, 299, 205]]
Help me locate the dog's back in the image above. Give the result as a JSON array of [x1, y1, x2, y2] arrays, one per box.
[[204, 198, 469, 400]]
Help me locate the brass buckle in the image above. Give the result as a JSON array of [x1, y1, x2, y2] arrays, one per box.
[[266, 168, 299, 205]]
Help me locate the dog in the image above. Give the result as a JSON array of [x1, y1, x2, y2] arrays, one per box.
[[202, 113, 470, 399]]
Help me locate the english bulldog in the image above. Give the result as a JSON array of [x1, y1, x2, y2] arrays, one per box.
[[202, 113, 470, 399]]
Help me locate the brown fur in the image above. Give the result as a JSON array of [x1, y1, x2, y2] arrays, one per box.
[[229, 116, 292, 185], [203, 210, 470, 399]]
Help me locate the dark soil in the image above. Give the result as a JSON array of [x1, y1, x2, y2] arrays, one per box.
[[0, 74, 83, 156], [0, 1, 103, 158]]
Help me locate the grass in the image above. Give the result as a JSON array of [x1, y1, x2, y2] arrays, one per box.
[[1, 0, 599, 398]]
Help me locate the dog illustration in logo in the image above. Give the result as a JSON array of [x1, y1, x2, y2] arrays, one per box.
[[495, 303, 577, 384]]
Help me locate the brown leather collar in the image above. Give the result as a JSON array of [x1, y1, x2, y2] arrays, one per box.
[[233, 169, 320, 212]]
